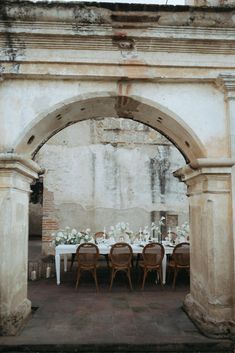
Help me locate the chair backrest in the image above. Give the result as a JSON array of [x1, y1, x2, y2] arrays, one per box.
[[76, 243, 99, 266], [142, 242, 164, 266], [110, 242, 133, 267], [172, 242, 190, 266]]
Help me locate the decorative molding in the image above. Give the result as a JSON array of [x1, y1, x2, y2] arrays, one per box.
[[174, 158, 235, 182], [217, 74, 235, 98], [0, 153, 42, 181], [190, 157, 235, 168], [1, 27, 235, 55], [0, 61, 234, 82]]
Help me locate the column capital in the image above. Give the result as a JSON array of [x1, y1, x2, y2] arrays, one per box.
[[0, 153, 42, 180], [174, 158, 235, 182], [217, 74, 235, 99], [0, 153, 42, 193], [174, 158, 234, 195]]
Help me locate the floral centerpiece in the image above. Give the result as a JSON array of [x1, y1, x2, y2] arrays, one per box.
[[176, 221, 190, 242], [52, 227, 94, 246], [151, 216, 165, 241], [137, 225, 151, 242], [108, 222, 134, 242]]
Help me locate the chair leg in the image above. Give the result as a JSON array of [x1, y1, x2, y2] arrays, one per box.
[[75, 269, 81, 289], [92, 268, 99, 292], [141, 268, 148, 290], [109, 269, 116, 290], [127, 268, 133, 291], [70, 253, 75, 271], [157, 267, 163, 287], [172, 268, 178, 289]]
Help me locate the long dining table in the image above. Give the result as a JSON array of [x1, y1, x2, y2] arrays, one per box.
[[55, 241, 174, 285]]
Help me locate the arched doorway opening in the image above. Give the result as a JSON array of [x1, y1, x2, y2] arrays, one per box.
[[2, 93, 233, 339], [21, 92, 200, 291], [27, 112, 192, 341], [28, 116, 189, 259]]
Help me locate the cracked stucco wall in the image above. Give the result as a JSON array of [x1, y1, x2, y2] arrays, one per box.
[[30, 118, 188, 255]]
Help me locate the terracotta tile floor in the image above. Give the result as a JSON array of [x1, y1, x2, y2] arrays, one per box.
[[0, 239, 233, 352]]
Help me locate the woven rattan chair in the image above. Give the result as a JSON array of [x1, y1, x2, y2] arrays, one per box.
[[109, 242, 133, 290], [75, 242, 100, 291], [167, 242, 190, 288], [139, 242, 164, 289], [70, 231, 85, 271]]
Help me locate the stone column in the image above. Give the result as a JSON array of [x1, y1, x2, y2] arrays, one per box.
[[0, 154, 40, 335], [219, 75, 235, 338], [175, 160, 234, 338]]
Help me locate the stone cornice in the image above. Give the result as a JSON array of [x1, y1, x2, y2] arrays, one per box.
[[174, 158, 235, 183], [0, 62, 234, 82], [0, 153, 42, 180], [1, 23, 235, 56], [0, 2, 235, 80], [1, 1, 235, 28], [1, 2, 235, 59], [217, 74, 235, 98]]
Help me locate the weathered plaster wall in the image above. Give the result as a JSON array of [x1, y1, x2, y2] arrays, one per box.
[[32, 118, 188, 254], [0, 80, 228, 160]]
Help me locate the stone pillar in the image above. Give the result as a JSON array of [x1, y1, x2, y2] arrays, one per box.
[[175, 160, 234, 338], [219, 75, 235, 338], [0, 154, 40, 335]]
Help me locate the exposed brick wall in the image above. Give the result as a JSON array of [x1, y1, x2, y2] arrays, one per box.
[[42, 188, 58, 255]]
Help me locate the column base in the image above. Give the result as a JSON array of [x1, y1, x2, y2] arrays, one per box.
[[183, 294, 233, 339], [0, 299, 31, 336]]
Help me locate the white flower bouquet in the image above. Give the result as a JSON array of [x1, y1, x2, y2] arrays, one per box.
[[52, 227, 94, 246], [151, 216, 165, 240], [176, 222, 190, 241], [108, 222, 133, 242]]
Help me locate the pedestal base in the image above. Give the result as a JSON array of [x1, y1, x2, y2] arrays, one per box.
[[183, 294, 232, 339], [0, 299, 31, 336]]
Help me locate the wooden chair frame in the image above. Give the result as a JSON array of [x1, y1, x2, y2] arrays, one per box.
[[109, 242, 133, 290], [168, 242, 190, 289], [139, 242, 165, 290], [75, 242, 100, 291]]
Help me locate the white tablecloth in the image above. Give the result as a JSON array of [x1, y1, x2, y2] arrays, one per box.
[[55, 242, 174, 285]]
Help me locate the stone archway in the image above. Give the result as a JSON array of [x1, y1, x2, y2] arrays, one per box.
[[0, 92, 234, 338], [0, 0, 235, 339], [14, 92, 206, 163]]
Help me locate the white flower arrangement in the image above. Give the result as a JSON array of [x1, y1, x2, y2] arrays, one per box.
[[52, 227, 94, 246], [139, 225, 151, 241], [176, 221, 190, 241], [151, 216, 165, 238], [108, 222, 133, 242]]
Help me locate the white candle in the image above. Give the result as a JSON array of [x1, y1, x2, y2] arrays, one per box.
[[46, 266, 51, 279], [31, 270, 36, 281], [103, 227, 106, 238]]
